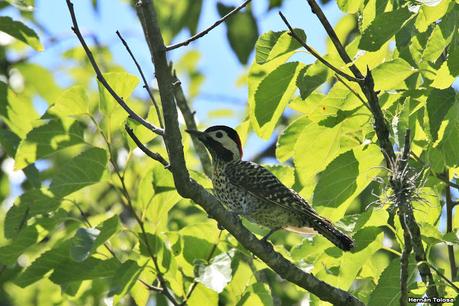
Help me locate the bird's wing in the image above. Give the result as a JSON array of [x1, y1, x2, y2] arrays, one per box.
[[224, 161, 320, 219]]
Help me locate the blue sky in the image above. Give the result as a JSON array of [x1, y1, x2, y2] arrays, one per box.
[[22, 0, 343, 157]]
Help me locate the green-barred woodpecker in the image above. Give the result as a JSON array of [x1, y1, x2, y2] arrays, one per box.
[[187, 125, 354, 251]]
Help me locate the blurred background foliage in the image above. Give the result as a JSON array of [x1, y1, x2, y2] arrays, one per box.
[[0, 0, 458, 305]]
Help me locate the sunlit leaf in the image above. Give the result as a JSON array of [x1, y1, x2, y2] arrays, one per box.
[[255, 29, 305, 64], [49, 147, 108, 197], [49, 86, 90, 117], [0, 16, 42, 51], [14, 119, 86, 170], [368, 257, 417, 306], [426, 87, 456, 141], [372, 58, 416, 91], [4, 189, 59, 239], [359, 7, 414, 51], [217, 3, 259, 65], [276, 115, 310, 162], [251, 61, 303, 139], [0, 225, 38, 265]]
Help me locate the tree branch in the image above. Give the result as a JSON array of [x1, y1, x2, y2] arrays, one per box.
[[445, 171, 458, 281], [170, 71, 212, 177], [302, 0, 440, 300], [116, 30, 164, 129], [279, 12, 361, 83], [65, 0, 164, 137], [165, 0, 252, 51], [303, 0, 364, 80], [334, 74, 370, 111], [133, 1, 364, 305], [125, 124, 170, 168], [400, 218, 412, 306]]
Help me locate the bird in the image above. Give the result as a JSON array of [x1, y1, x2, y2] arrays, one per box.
[[186, 125, 354, 251]]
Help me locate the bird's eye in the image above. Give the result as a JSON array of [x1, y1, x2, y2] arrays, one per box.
[[216, 131, 223, 138]]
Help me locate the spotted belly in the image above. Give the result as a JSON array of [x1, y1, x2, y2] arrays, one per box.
[[212, 175, 302, 229]]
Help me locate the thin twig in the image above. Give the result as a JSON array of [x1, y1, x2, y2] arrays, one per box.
[[134, 0, 365, 304], [303, 0, 364, 80], [165, 0, 252, 51], [278, 12, 360, 83], [334, 74, 371, 111], [426, 261, 459, 292], [65, 0, 164, 136], [110, 148, 178, 305], [171, 69, 212, 177], [303, 0, 438, 299], [124, 124, 170, 168], [116, 30, 164, 129]]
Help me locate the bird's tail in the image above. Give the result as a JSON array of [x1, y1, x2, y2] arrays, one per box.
[[310, 217, 354, 251]]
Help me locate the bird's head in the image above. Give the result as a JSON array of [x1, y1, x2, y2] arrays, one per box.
[[186, 125, 243, 162]]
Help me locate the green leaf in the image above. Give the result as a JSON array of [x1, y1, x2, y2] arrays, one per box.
[[217, 3, 258, 65], [255, 29, 306, 64], [263, 165, 294, 187], [414, 0, 451, 33], [431, 61, 456, 89], [314, 145, 383, 220], [92, 215, 120, 251], [49, 147, 108, 197], [0, 88, 39, 138], [0, 129, 20, 156], [4, 189, 60, 239], [422, 10, 456, 62], [188, 284, 218, 306], [50, 257, 120, 284], [252, 61, 303, 139], [196, 249, 235, 293], [14, 119, 86, 170], [0, 225, 38, 265], [5, 0, 34, 11], [17, 63, 61, 102], [139, 233, 172, 271], [98, 72, 139, 114], [70, 228, 100, 262], [337, 0, 363, 13], [237, 283, 273, 306], [426, 87, 456, 141], [294, 123, 342, 195], [0, 16, 43, 51], [313, 150, 358, 207], [15, 240, 71, 287], [109, 260, 145, 297], [372, 58, 416, 91], [368, 257, 417, 306], [296, 61, 330, 99], [316, 227, 383, 289], [436, 101, 459, 167], [359, 7, 414, 51], [70, 215, 119, 262], [180, 223, 219, 263], [49, 86, 89, 117], [276, 115, 311, 162]]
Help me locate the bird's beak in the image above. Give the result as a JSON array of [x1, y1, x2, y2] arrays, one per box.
[[185, 129, 206, 140]]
